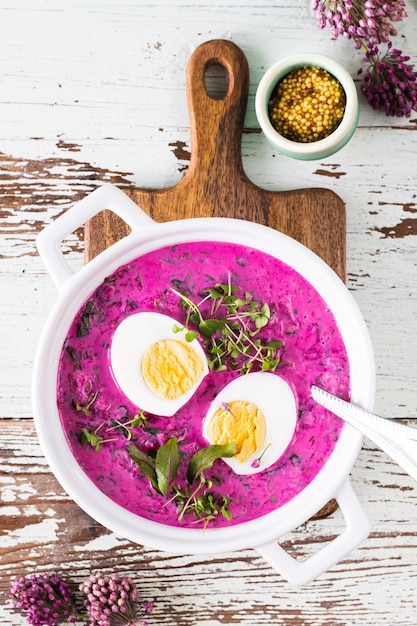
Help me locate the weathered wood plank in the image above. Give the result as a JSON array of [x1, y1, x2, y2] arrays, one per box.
[[1, 420, 417, 625], [1, 1, 417, 624]]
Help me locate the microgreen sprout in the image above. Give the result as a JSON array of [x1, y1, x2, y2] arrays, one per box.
[[219, 402, 240, 420], [74, 390, 99, 417], [107, 410, 148, 440], [172, 476, 232, 526], [80, 409, 148, 450], [251, 442, 273, 469], [80, 424, 118, 452], [172, 275, 283, 374]]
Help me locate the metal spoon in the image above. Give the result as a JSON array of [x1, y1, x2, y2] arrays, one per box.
[[311, 385, 417, 483]]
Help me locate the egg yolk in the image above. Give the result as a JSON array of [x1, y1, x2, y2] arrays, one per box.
[[205, 400, 266, 463], [142, 339, 206, 400]]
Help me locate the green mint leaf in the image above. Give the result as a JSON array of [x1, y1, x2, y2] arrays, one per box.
[[187, 442, 238, 484], [126, 444, 159, 492], [155, 437, 180, 497]]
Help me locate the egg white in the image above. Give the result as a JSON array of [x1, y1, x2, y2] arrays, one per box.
[[110, 311, 209, 416], [203, 371, 297, 475]]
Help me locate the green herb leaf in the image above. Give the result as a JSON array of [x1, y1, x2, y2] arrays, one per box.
[[261, 359, 279, 371], [187, 442, 238, 484], [205, 287, 223, 299], [214, 282, 238, 295], [255, 303, 270, 329], [212, 362, 227, 372], [80, 427, 102, 452], [185, 330, 199, 342], [130, 409, 148, 428], [199, 319, 222, 338], [172, 276, 283, 376], [221, 495, 232, 520], [77, 299, 96, 337], [66, 346, 82, 370], [155, 437, 180, 497], [74, 390, 98, 417], [126, 444, 159, 492], [267, 340, 283, 349]]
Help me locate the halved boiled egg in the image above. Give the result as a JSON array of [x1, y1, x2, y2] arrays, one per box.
[[203, 371, 297, 475], [110, 312, 209, 416]]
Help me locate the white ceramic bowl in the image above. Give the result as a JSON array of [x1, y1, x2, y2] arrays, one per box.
[[255, 53, 359, 160], [33, 184, 375, 585]]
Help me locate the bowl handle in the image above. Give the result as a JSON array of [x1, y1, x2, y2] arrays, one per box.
[[36, 184, 155, 289], [255, 479, 369, 586]]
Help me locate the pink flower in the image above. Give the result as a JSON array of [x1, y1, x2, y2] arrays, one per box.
[[80, 573, 153, 626], [311, 1, 417, 117], [360, 44, 417, 117], [9, 573, 78, 626], [311, 0, 407, 48]]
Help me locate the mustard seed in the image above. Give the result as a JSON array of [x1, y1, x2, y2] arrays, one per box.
[[268, 66, 346, 143]]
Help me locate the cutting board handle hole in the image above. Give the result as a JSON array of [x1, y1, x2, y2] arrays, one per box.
[[204, 62, 229, 99]]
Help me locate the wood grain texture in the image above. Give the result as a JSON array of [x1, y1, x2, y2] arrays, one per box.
[[84, 40, 344, 521], [2, 2, 417, 624], [85, 39, 346, 282], [2, 420, 417, 626]]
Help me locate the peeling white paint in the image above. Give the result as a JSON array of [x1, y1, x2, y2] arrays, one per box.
[[0, 518, 61, 548], [0, 483, 37, 502], [0, 477, 15, 485], [1, 2, 417, 626], [0, 504, 46, 517], [74, 532, 128, 552], [1, 488, 17, 503], [0, 608, 18, 626], [0, 506, 20, 516]]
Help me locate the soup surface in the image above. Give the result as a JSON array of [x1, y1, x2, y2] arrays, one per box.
[[57, 240, 349, 528]]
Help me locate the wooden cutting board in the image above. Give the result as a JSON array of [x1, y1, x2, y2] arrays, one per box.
[[85, 39, 345, 278], [84, 39, 345, 518]]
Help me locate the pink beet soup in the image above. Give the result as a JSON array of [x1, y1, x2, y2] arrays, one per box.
[[57, 241, 349, 528]]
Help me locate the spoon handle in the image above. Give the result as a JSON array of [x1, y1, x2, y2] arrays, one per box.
[[311, 386, 417, 442], [311, 386, 417, 483]]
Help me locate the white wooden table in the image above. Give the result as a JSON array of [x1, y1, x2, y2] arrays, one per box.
[[1, 2, 417, 624]]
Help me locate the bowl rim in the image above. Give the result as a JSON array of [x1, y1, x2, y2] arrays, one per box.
[[255, 52, 359, 160], [32, 216, 375, 554]]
